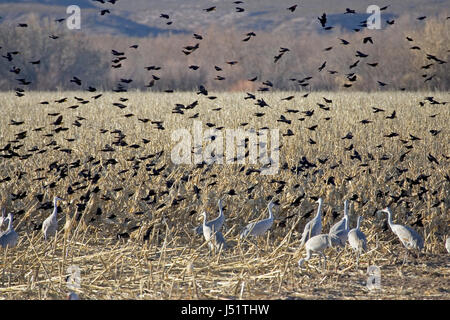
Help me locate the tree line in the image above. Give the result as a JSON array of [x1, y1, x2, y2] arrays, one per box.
[[0, 14, 448, 92]]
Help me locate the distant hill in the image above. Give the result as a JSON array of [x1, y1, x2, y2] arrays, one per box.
[[0, 0, 447, 37]]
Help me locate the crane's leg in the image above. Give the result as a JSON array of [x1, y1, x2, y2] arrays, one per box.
[[320, 252, 327, 271], [402, 248, 408, 265], [414, 250, 420, 264], [356, 250, 360, 270]]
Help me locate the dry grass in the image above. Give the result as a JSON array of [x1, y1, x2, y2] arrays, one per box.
[[0, 91, 449, 300]]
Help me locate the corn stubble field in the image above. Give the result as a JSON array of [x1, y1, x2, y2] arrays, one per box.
[[0, 91, 449, 300]]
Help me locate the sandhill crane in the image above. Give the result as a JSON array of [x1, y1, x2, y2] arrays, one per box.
[[379, 207, 424, 263], [240, 201, 274, 238], [194, 198, 225, 235], [329, 200, 350, 247], [347, 216, 367, 266], [200, 211, 227, 252], [299, 198, 323, 247], [42, 196, 64, 240], [0, 213, 19, 249], [445, 237, 450, 254], [298, 234, 336, 270]]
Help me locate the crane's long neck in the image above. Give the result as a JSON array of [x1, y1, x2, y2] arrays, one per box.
[[202, 213, 207, 227], [52, 199, 59, 218], [344, 201, 349, 230], [315, 200, 323, 219], [386, 208, 394, 228], [218, 200, 224, 219], [268, 205, 273, 220], [7, 215, 13, 230], [356, 216, 361, 230]]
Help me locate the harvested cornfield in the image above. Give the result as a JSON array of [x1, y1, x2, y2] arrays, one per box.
[[0, 91, 449, 299]]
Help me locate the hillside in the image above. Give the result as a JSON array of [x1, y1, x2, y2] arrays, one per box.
[[0, 0, 448, 37]]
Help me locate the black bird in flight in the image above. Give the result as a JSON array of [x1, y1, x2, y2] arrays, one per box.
[[9, 120, 24, 126], [277, 115, 291, 124], [363, 37, 373, 44], [203, 6, 216, 12], [355, 51, 368, 58], [287, 5, 298, 12], [349, 60, 360, 69], [372, 107, 385, 113], [245, 92, 255, 100], [70, 77, 82, 86], [427, 153, 439, 165], [52, 115, 63, 126], [318, 13, 327, 27], [111, 50, 124, 56], [197, 85, 208, 96], [429, 129, 441, 136], [384, 132, 399, 138], [386, 111, 396, 119], [318, 61, 326, 72]]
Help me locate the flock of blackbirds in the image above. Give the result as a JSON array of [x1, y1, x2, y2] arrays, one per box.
[[0, 1, 448, 255]]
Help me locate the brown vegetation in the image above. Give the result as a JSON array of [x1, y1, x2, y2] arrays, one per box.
[[0, 91, 448, 299]]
